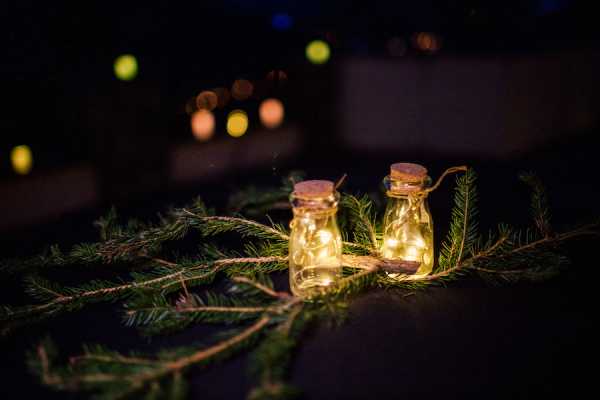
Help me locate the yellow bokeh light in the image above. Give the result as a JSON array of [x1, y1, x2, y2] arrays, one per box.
[[114, 54, 138, 81], [11, 145, 33, 175], [226, 110, 249, 138], [306, 40, 330, 65], [191, 110, 215, 141], [259, 98, 284, 129]]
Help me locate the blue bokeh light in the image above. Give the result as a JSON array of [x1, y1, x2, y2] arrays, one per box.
[[271, 13, 293, 31], [537, 0, 569, 15]]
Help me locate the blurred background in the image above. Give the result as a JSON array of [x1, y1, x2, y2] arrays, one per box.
[[2, 0, 599, 235], [2, 3, 599, 398]]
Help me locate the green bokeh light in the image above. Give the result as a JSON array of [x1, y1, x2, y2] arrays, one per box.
[[306, 40, 330, 65], [114, 54, 138, 81]]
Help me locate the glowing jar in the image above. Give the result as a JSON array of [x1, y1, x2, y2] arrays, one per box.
[[288, 180, 342, 297], [381, 163, 434, 278]]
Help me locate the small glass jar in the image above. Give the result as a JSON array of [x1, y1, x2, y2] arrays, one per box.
[[381, 163, 434, 278], [288, 180, 342, 297]]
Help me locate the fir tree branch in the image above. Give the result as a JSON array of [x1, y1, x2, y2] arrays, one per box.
[[519, 171, 552, 237], [172, 305, 269, 314], [3, 257, 288, 325], [163, 316, 271, 369], [161, 256, 287, 290], [470, 266, 525, 274], [499, 224, 596, 255], [232, 276, 291, 299], [34, 316, 274, 397], [2, 198, 287, 276], [34, 298, 306, 397], [277, 304, 304, 336], [343, 241, 375, 253], [37, 344, 64, 387], [166, 297, 302, 318], [247, 303, 307, 400], [69, 353, 158, 367], [182, 211, 289, 241], [437, 168, 478, 271], [340, 194, 379, 252], [150, 257, 180, 268], [418, 224, 594, 282]]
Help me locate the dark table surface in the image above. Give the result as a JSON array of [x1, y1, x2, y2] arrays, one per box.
[[1, 135, 598, 399]]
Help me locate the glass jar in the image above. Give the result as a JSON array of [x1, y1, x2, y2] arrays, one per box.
[[288, 180, 342, 297], [381, 163, 434, 278]]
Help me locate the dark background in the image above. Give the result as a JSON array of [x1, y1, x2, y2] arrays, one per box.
[[1, 1, 599, 399]]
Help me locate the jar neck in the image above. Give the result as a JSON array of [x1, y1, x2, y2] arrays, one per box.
[[290, 192, 339, 216], [383, 175, 431, 198]]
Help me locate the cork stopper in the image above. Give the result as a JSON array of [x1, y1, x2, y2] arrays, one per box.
[[390, 163, 428, 182], [293, 180, 335, 199]]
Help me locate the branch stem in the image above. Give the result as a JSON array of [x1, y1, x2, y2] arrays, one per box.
[[69, 354, 157, 366], [182, 210, 289, 240], [232, 276, 291, 299], [175, 306, 269, 313], [10, 257, 288, 320]]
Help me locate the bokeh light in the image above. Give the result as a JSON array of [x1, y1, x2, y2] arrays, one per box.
[[413, 32, 442, 54], [113, 54, 138, 81], [212, 87, 231, 108], [259, 98, 284, 129], [306, 40, 331, 65], [231, 79, 254, 101], [191, 110, 215, 141], [226, 110, 249, 138], [196, 90, 218, 110], [537, 0, 568, 16], [11, 145, 33, 175], [271, 13, 293, 31]]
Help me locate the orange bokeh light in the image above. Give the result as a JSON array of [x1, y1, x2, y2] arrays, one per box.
[[231, 79, 254, 101], [196, 90, 218, 110], [259, 98, 284, 129], [191, 109, 215, 141], [414, 32, 441, 53]]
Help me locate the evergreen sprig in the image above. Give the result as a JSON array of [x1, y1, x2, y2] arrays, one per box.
[[29, 316, 277, 399], [437, 168, 479, 272], [0, 168, 597, 399], [519, 171, 552, 237], [340, 194, 380, 253]]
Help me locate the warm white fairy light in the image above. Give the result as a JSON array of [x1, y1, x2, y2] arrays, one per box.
[[289, 181, 342, 297], [381, 163, 434, 278]]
